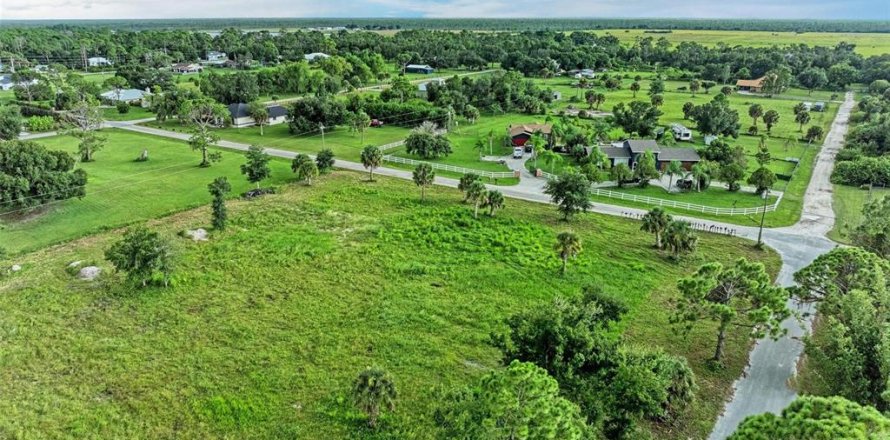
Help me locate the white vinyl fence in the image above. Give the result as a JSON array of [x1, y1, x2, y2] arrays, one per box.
[[382, 155, 517, 179], [590, 188, 781, 216]]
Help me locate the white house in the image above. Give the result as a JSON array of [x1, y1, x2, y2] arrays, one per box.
[[0, 74, 38, 91], [228, 103, 289, 128], [304, 52, 330, 62], [172, 63, 203, 74], [87, 57, 112, 67], [100, 88, 151, 106], [205, 51, 227, 64]]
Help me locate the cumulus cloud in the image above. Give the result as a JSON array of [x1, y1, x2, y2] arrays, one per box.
[[1, 0, 886, 20]]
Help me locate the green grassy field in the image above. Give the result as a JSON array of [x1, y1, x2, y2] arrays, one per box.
[[101, 106, 155, 121], [144, 120, 412, 163], [595, 185, 779, 209], [0, 171, 779, 439], [827, 184, 890, 244], [599, 29, 890, 57], [0, 129, 294, 253]]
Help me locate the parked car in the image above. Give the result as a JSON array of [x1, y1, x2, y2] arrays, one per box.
[[370, 119, 384, 127], [513, 147, 524, 159]]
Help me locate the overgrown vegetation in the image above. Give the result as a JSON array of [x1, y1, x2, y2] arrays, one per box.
[[0, 172, 779, 439]]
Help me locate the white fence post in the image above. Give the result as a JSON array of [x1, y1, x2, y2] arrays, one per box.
[[589, 188, 780, 216], [381, 154, 516, 180]]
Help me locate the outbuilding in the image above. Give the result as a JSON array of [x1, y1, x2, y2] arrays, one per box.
[[405, 64, 435, 74]]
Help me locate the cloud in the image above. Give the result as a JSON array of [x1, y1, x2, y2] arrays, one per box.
[[2, 0, 887, 20]]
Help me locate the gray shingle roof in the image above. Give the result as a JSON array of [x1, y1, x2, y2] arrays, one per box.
[[600, 146, 631, 159], [624, 139, 660, 154], [658, 147, 701, 162]]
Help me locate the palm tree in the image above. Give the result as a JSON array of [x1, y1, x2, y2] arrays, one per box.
[[539, 149, 563, 173], [554, 232, 582, 275], [689, 163, 709, 192], [483, 190, 505, 216], [641, 207, 672, 249], [467, 181, 487, 219], [474, 139, 486, 159], [665, 160, 683, 191], [352, 367, 397, 429], [664, 221, 698, 259], [361, 145, 383, 181], [412, 163, 435, 201]]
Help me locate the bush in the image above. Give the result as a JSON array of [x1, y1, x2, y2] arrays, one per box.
[[26, 115, 54, 132], [116, 102, 130, 114], [832, 156, 890, 186]]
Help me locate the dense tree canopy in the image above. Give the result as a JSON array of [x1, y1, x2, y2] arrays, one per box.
[[0, 140, 87, 210], [728, 396, 890, 440]]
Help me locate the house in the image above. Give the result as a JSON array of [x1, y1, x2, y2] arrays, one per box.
[[100, 88, 151, 106], [599, 139, 701, 171], [508, 124, 553, 148], [405, 64, 435, 74], [0, 74, 38, 91], [34, 64, 50, 72], [574, 68, 596, 79], [670, 123, 693, 142], [813, 101, 826, 112], [417, 79, 445, 97], [735, 76, 765, 93], [228, 103, 289, 128], [304, 52, 330, 62], [205, 51, 227, 65], [172, 63, 203, 74], [87, 57, 112, 67], [221, 59, 240, 69]]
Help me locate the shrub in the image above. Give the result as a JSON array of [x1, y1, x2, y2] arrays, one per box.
[[26, 115, 54, 132], [116, 102, 130, 114]]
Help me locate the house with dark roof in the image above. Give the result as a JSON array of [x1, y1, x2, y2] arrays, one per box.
[[736, 76, 766, 93], [228, 103, 288, 128], [508, 124, 553, 149], [599, 140, 701, 171]]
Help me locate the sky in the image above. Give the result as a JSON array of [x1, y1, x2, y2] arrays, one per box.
[[2, 0, 888, 20]]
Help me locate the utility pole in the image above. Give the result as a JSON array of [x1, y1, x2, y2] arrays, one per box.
[[80, 45, 88, 72], [320, 124, 326, 149], [757, 188, 770, 248]]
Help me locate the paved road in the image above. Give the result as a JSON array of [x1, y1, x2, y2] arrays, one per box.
[[110, 95, 856, 439], [707, 91, 854, 440]]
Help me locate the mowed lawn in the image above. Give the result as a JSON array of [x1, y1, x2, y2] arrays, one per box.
[[598, 29, 890, 57], [144, 120, 412, 163], [0, 129, 294, 253], [0, 172, 779, 440], [828, 184, 890, 244]]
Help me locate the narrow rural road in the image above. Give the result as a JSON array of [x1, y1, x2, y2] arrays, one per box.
[[707, 91, 854, 440], [109, 93, 855, 439]]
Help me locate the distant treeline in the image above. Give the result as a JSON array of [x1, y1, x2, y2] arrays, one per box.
[[3, 18, 890, 33]]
